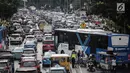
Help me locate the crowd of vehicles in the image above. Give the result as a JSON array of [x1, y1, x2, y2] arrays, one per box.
[[1, 6, 130, 73]]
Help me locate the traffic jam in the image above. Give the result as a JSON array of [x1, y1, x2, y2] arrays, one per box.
[[0, 7, 130, 73]]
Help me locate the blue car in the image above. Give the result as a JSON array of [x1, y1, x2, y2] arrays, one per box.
[[42, 51, 55, 66], [24, 41, 37, 51]]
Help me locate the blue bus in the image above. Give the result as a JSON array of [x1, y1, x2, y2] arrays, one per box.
[[0, 26, 7, 49], [54, 28, 130, 67]]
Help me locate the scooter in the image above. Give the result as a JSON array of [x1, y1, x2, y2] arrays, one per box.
[[87, 62, 96, 72]]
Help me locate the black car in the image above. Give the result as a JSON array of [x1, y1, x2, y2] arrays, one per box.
[[15, 67, 39, 73]]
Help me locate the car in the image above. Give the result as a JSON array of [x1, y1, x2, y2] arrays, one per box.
[[42, 51, 56, 66], [15, 67, 39, 73], [46, 64, 67, 73], [24, 41, 37, 52], [12, 47, 23, 60], [10, 34, 23, 45], [0, 59, 14, 73], [22, 48, 36, 57], [25, 35, 37, 44], [13, 29, 25, 38], [19, 57, 41, 73], [33, 30, 43, 42]]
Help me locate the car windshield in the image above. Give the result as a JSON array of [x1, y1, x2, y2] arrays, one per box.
[[0, 63, 7, 67], [16, 70, 37, 73], [51, 70, 65, 73], [43, 41, 54, 44], [23, 61, 36, 67], [11, 35, 20, 37], [23, 50, 34, 54], [27, 37, 34, 40]]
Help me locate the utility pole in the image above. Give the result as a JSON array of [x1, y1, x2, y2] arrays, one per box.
[[67, 0, 68, 13], [23, 0, 27, 8]]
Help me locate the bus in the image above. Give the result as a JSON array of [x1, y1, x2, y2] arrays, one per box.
[[0, 26, 7, 49], [54, 28, 130, 67]]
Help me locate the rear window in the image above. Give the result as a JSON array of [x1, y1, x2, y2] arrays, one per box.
[[16, 70, 37, 73], [23, 61, 36, 67], [23, 50, 34, 54], [43, 41, 54, 44]]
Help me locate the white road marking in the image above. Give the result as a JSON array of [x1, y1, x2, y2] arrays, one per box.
[[79, 66, 83, 73]]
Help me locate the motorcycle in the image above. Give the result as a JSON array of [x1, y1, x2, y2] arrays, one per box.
[[87, 62, 96, 72]]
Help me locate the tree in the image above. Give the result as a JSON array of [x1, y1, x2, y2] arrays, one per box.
[[0, 0, 20, 19], [91, 0, 129, 34]]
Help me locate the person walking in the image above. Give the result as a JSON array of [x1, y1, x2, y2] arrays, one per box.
[[61, 50, 65, 54], [77, 50, 81, 62], [71, 49, 77, 68], [111, 57, 116, 73]]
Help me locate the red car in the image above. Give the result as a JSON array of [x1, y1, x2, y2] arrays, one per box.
[[42, 40, 54, 54], [19, 57, 41, 73]]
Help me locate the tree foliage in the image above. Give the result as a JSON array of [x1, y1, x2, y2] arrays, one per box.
[[0, 0, 20, 19], [91, 0, 129, 33]]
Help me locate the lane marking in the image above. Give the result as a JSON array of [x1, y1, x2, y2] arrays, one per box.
[[79, 66, 83, 73]]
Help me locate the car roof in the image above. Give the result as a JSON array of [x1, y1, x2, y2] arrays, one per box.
[[0, 59, 8, 63], [16, 67, 37, 71], [25, 41, 35, 44], [15, 47, 23, 49], [50, 65, 65, 70], [51, 54, 70, 57], [21, 57, 36, 61]]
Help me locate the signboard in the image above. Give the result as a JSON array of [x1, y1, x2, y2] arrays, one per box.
[[80, 22, 86, 28], [117, 3, 125, 13]]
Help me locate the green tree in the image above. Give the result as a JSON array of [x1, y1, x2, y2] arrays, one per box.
[[0, 0, 20, 19], [91, 0, 129, 34]]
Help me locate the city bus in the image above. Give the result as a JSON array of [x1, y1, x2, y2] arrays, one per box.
[[54, 28, 130, 67]]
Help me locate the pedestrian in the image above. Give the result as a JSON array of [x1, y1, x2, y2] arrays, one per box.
[[61, 50, 65, 54], [111, 57, 116, 73], [71, 49, 77, 68], [77, 50, 80, 60]]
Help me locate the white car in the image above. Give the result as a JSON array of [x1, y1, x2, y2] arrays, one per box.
[[46, 64, 67, 73], [25, 35, 37, 44], [10, 34, 23, 45]]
